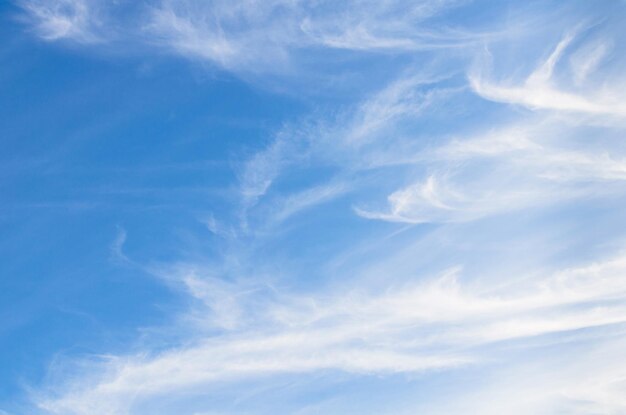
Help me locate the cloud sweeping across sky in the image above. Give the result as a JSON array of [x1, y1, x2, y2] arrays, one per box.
[[2, 0, 626, 414]]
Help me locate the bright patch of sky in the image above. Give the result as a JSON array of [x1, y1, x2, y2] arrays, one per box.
[[2, 1, 626, 414]]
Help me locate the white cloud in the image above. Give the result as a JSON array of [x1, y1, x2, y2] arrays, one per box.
[[20, 0, 104, 43], [269, 181, 349, 224], [357, 111, 626, 224], [19, 0, 487, 75], [569, 39, 612, 85], [36, 252, 626, 414], [470, 33, 626, 116]]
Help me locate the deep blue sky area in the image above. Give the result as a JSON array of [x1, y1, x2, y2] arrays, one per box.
[[0, 5, 306, 406]]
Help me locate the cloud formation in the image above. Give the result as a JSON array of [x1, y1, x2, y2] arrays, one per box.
[[13, 1, 626, 414], [19, 0, 488, 75], [38, 252, 626, 414]]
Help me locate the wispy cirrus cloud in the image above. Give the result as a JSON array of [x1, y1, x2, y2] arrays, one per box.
[[470, 29, 626, 117], [20, 0, 106, 43], [356, 115, 626, 224], [18, 0, 489, 74], [12, 1, 626, 415], [36, 250, 626, 414], [352, 27, 626, 224]]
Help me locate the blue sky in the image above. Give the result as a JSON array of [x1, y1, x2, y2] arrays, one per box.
[[2, 0, 626, 414]]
